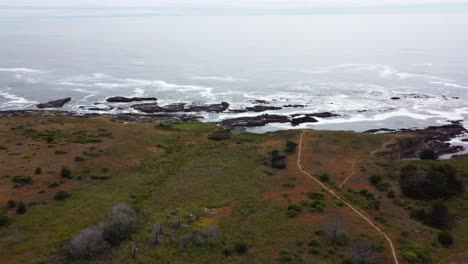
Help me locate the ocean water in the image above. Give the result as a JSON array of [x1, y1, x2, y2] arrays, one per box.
[[1, 14, 468, 136]]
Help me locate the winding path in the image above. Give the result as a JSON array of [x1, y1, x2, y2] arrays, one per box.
[[297, 130, 399, 264]]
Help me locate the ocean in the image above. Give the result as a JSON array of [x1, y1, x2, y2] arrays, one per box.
[[1, 14, 468, 137]]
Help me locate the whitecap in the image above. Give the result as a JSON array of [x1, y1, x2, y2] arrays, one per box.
[[429, 81, 468, 89], [191, 76, 237, 82], [0, 90, 37, 105], [0, 67, 41, 73]]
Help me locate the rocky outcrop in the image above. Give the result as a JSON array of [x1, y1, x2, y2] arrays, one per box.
[[283, 104, 306, 108], [291, 116, 318, 126], [221, 114, 290, 129], [106, 96, 157, 103], [245, 105, 282, 112], [291, 112, 340, 118], [36, 98, 71, 109], [185, 102, 229, 113], [131, 103, 163, 113]]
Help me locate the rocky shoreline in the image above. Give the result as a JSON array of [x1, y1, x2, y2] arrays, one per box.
[[1, 96, 466, 159]]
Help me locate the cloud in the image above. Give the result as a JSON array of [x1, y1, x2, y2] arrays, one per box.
[[2, 0, 468, 8]]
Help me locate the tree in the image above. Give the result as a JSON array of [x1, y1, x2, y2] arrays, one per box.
[[352, 238, 382, 264], [438, 231, 454, 247], [65, 226, 110, 258], [425, 203, 451, 228], [326, 211, 348, 245], [16, 201, 27, 214]]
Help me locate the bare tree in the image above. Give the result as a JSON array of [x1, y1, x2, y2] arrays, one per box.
[[326, 210, 347, 245]]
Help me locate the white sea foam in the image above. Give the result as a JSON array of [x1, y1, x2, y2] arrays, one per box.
[[0, 90, 37, 106], [0, 67, 41, 73], [429, 81, 468, 89], [191, 76, 238, 82]]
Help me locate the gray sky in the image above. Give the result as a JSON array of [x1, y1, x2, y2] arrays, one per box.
[[2, 0, 468, 16], [3, 0, 468, 8]]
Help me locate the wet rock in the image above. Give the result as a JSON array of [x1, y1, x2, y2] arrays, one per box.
[[106, 96, 157, 103], [291, 116, 318, 126], [185, 102, 229, 113], [131, 103, 163, 113], [220, 114, 290, 129], [245, 105, 282, 112], [391, 97, 401, 100], [250, 100, 270, 104], [365, 128, 397, 134], [283, 104, 306, 108], [291, 112, 340, 118], [36, 98, 71, 109], [162, 103, 186, 112]]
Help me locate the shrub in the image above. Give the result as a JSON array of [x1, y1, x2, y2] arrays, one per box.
[[399, 164, 463, 200], [11, 175, 32, 185], [438, 231, 453, 247], [419, 149, 438, 160], [223, 248, 232, 257], [271, 152, 287, 169], [387, 190, 396, 199], [400, 242, 431, 263], [208, 130, 231, 141], [307, 192, 324, 200], [35, 168, 42, 175], [16, 201, 27, 214], [48, 182, 60, 188], [369, 175, 382, 185], [319, 173, 329, 182], [308, 239, 321, 247], [64, 203, 138, 259], [287, 204, 302, 212], [54, 191, 72, 201], [54, 150, 68, 155], [287, 210, 299, 218], [234, 242, 248, 254], [376, 182, 390, 192], [285, 141, 298, 153], [65, 226, 110, 258], [0, 215, 13, 227], [74, 156, 85, 162], [277, 250, 303, 263], [6, 200, 16, 209], [61, 166, 72, 178], [101, 203, 139, 245], [425, 203, 451, 228], [90, 175, 112, 180]]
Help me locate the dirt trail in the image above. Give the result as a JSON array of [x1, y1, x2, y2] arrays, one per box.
[[298, 130, 399, 264], [338, 159, 362, 189]]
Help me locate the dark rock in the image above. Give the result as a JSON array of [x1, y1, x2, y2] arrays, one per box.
[[291, 116, 318, 126], [228, 109, 249, 113], [250, 100, 270, 104], [132, 103, 163, 113], [245, 105, 282, 112], [391, 97, 401, 100], [283, 104, 306, 108], [462, 139, 468, 142], [291, 112, 340, 118], [79, 106, 114, 111], [220, 114, 290, 129], [161, 103, 186, 112], [365, 128, 397, 134], [36, 98, 71, 109], [185, 102, 229, 113], [106, 96, 157, 103]]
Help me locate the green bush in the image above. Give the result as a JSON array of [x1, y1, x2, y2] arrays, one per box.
[[208, 130, 231, 141], [287, 210, 299, 218], [0, 215, 13, 227], [74, 156, 85, 162], [16, 201, 27, 214], [308, 239, 321, 247], [438, 231, 453, 247], [307, 192, 324, 200], [234, 242, 248, 254], [61, 166, 72, 178], [6, 200, 16, 209], [277, 250, 303, 263], [400, 242, 431, 263], [54, 191, 72, 201], [11, 175, 32, 185], [48, 182, 60, 188], [285, 141, 298, 153], [369, 175, 382, 185], [319, 173, 329, 182]]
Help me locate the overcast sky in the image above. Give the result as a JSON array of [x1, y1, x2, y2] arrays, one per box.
[[2, 0, 468, 16]]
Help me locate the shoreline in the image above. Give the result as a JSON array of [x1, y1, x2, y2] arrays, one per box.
[[1, 109, 467, 160]]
